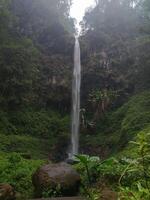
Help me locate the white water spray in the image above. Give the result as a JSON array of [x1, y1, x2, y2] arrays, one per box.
[[70, 37, 81, 158]]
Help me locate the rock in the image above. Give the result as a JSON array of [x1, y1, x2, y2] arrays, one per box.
[[0, 184, 15, 200], [32, 162, 81, 198]]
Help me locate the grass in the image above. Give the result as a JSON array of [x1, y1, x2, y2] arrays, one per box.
[[0, 152, 45, 199], [0, 108, 70, 159], [117, 125, 150, 158], [0, 133, 55, 159], [0, 109, 70, 138]]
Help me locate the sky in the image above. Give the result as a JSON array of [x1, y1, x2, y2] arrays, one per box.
[[70, 0, 95, 29]]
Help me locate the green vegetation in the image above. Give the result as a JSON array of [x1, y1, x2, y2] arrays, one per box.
[[0, 152, 44, 199], [0, 134, 51, 159], [0, 109, 70, 199], [82, 91, 150, 156], [0, 0, 150, 199], [0, 109, 70, 159], [0, 0, 74, 110], [78, 91, 150, 199], [76, 131, 150, 199]]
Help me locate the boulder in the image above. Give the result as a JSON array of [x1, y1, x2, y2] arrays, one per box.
[[32, 162, 81, 198], [0, 184, 15, 200]]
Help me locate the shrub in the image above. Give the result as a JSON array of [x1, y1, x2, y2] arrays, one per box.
[[0, 152, 44, 199], [118, 131, 150, 199]]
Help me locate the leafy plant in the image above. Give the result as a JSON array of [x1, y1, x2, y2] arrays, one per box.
[[118, 132, 150, 199], [42, 184, 62, 198], [119, 183, 150, 200], [75, 154, 100, 184]]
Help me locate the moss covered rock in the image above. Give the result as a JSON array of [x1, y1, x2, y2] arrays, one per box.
[[32, 162, 81, 198]]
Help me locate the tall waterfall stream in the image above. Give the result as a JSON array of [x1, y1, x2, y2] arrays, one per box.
[[70, 37, 81, 158]]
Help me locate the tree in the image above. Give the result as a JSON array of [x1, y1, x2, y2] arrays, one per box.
[[80, 0, 140, 107], [0, 40, 39, 108], [0, 0, 75, 110]]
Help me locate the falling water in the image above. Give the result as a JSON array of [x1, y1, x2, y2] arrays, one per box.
[[70, 37, 81, 158]]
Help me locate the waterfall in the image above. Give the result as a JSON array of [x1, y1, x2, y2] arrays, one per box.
[[70, 37, 81, 158]]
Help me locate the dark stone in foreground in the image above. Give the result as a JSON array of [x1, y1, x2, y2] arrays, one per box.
[[32, 162, 81, 198], [0, 184, 15, 200]]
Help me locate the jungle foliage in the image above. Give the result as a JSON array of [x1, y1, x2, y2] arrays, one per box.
[[0, 0, 150, 199]]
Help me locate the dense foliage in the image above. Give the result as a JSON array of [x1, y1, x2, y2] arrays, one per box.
[[0, 152, 44, 199], [80, 0, 150, 105], [75, 129, 150, 200], [0, 0, 74, 110], [0, 0, 150, 199]]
